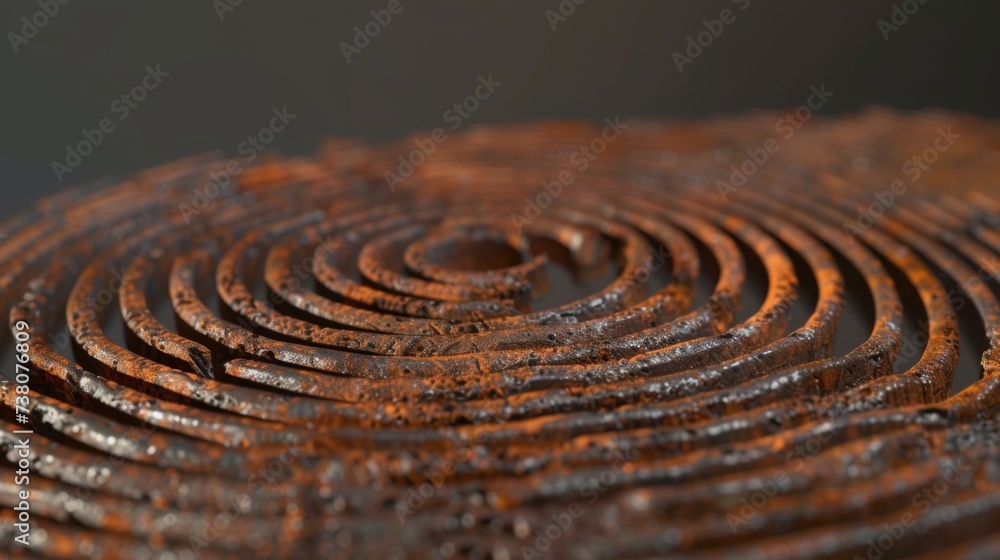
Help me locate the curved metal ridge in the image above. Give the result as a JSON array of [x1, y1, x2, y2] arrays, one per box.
[[3, 108, 1000, 559]]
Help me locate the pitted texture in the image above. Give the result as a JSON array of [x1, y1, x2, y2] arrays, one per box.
[[3, 109, 1000, 559]]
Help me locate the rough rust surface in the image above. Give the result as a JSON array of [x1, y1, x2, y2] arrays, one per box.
[[2, 108, 1000, 558]]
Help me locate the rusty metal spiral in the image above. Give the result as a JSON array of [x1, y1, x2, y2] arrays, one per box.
[[3, 108, 1000, 559]]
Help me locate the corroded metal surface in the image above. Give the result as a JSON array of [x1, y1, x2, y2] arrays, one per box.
[[2, 108, 1000, 559]]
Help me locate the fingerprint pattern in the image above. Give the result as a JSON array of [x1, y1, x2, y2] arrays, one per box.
[[3, 109, 1000, 559]]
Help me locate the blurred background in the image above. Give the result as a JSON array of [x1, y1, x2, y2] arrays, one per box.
[[1, 0, 997, 219]]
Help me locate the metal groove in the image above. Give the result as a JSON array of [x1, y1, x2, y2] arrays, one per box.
[[2, 108, 1000, 559]]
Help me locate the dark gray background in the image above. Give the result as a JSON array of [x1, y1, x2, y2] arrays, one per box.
[[1, 0, 997, 219]]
